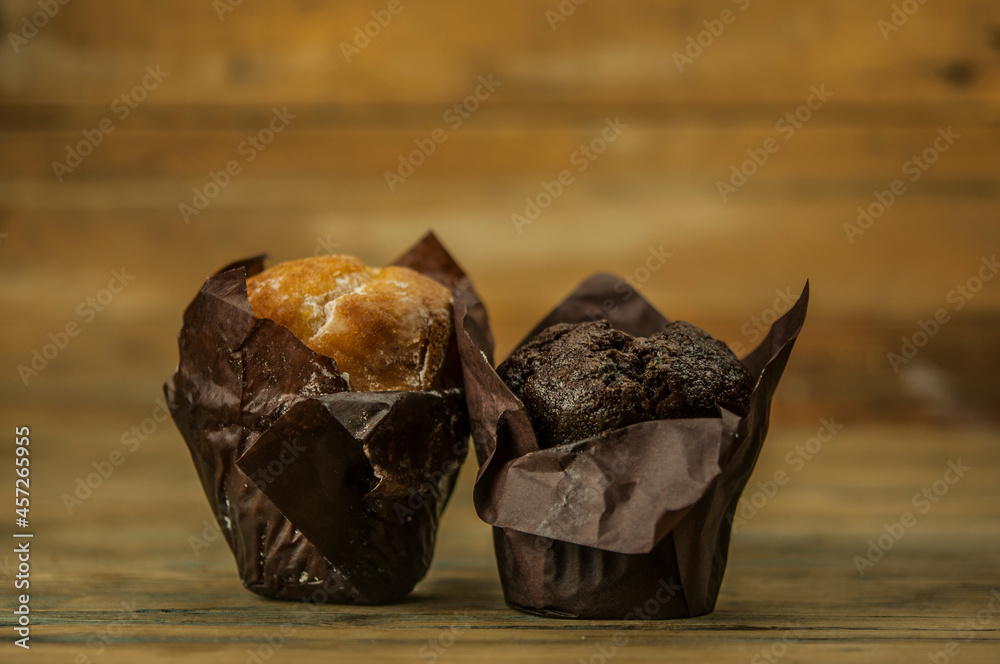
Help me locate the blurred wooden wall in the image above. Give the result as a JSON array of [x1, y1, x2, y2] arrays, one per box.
[[1, 0, 998, 423]]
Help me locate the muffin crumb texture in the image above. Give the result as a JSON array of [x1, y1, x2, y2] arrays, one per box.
[[245, 255, 453, 392], [497, 320, 754, 449]]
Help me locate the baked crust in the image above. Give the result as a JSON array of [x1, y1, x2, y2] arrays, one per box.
[[498, 320, 754, 448], [245, 255, 453, 391]]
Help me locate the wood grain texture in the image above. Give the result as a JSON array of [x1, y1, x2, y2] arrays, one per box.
[[2, 0, 999, 104], [0, 1, 998, 660], [1, 412, 998, 663]]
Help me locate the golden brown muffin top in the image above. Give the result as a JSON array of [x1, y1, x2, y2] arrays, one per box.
[[245, 255, 453, 392]]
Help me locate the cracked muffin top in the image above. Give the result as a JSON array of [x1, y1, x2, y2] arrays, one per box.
[[246, 255, 453, 392], [497, 319, 754, 449]]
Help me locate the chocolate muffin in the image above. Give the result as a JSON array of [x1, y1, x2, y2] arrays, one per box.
[[497, 320, 754, 449]]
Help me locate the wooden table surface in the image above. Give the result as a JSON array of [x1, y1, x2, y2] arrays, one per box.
[[3, 418, 997, 663], [2, 0, 999, 661]]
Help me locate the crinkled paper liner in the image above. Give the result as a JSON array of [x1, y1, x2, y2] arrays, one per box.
[[164, 232, 493, 604], [456, 274, 808, 619]]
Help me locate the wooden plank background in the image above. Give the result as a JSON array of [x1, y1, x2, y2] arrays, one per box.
[[0, 1, 998, 661]]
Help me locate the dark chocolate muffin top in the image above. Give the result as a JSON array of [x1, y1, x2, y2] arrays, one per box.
[[497, 320, 754, 449]]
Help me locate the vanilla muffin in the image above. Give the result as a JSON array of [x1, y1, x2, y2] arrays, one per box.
[[245, 255, 453, 392]]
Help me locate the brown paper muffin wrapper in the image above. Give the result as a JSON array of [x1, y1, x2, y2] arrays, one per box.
[[456, 274, 808, 619], [164, 232, 493, 604]]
